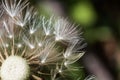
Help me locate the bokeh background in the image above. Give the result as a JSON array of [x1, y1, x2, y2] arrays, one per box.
[[30, 0, 120, 80]]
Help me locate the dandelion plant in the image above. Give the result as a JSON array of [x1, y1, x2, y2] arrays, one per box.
[[0, 0, 86, 80]]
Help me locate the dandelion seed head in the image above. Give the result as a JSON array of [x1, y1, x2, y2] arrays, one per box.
[[0, 56, 30, 80], [0, 0, 85, 79]]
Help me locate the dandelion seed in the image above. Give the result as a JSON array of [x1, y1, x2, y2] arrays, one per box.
[[84, 75, 97, 80], [17, 43, 22, 48], [12, 6, 35, 27], [64, 61, 68, 66], [58, 69, 62, 73], [29, 29, 35, 34], [2, 0, 29, 17], [54, 18, 80, 43], [8, 34, 13, 39], [35, 37, 44, 47], [3, 21, 11, 36], [28, 15, 40, 34], [29, 44, 35, 49], [41, 59, 46, 64], [42, 16, 53, 36], [64, 40, 83, 59], [55, 36, 63, 41], [4, 43, 9, 48], [38, 42, 42, 47], [22, 36, 35, 49]]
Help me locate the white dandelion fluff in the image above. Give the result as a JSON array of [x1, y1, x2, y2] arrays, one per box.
[[0, 0, 86, 80], [12, 6, 36, 27], [54, 18, 80, 42], [42, 16, 54, 36], [1, 56, 30, 80], [2, 0, 29, 17], [84, 75, 97, 80]]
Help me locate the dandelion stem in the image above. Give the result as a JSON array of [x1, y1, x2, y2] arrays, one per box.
[[32, 75, 42, 80], [0, 38, 9, 58], [38, 71, 51, 75], [11, 36, 15, 56], [0, 52, 4, 62]]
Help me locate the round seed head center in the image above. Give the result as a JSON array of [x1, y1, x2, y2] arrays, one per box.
[[0, 56, 30, 80]]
